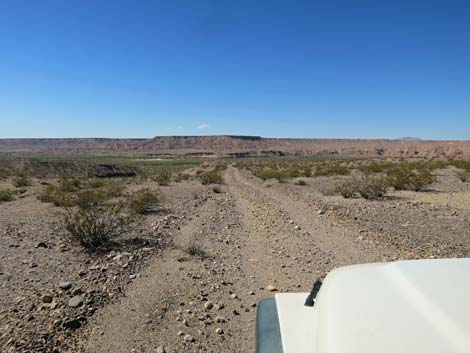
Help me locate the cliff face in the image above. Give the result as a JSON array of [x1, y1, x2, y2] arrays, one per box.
[[0, 135, 469, 158]]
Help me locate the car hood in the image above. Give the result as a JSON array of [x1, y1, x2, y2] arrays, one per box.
[[275, 258, 470, 353]]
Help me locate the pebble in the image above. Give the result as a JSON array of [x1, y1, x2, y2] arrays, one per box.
[[183, 334, 195, 342], [63, 318, 81, 329], [68, 295, 84, 308], [59, 281, 72, 290], [266, 285, 277, 292], [42, 295, 53, 304], [215, 327, 224, 335]]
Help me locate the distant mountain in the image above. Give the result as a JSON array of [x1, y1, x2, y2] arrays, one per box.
[[398, 137, 423, 141], [0, 135, 469, 158]]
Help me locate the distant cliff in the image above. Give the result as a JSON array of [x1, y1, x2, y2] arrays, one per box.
[[0, 135, 469, 158]]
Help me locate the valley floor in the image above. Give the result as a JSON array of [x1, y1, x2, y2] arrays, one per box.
[[1, 166, 470, 352]]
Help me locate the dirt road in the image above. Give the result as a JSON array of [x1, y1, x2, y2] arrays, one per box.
[[84, 168, 399, 353]]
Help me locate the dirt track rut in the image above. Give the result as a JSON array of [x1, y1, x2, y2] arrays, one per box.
[[85, 167, 394, 353]]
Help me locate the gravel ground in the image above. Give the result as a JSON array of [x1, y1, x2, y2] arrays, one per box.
[[1, 166, 470, 352]]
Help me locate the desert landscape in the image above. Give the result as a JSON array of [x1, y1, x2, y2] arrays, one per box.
[[3, 1, 470, 351], [1, 150, 470, 352]]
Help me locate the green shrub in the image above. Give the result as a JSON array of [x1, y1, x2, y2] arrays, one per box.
[[61, 189, 135, 249], [182, 238, 206, 258], [358, 161, 395, 175], [0, 189, 15, 202], [58, 177, 81, 192], [314, 164, 350, 176], [37, 184, 69, 206], [335, 180, 357, 198], [127, 188, 162, 214], [13, 175, 31, 188], [152, 170, 172, 186], [387, 167, 435, 191], [38, 177, 124, 207], [86, 179, 107, 189], [174, 173, 191, 182], [254, 169, 284, 181], [336, 176, 388, 199], [199, 170, 223, 185], [356, 176, 388, 199]]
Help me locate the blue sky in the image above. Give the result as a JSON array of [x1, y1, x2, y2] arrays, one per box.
[[0, 0, 469, 139]]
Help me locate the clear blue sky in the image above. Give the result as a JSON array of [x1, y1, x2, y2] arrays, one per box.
[[1, 0, 469, 139]]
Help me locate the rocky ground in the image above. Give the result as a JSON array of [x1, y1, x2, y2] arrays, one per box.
[[1, 166, 470, 352]]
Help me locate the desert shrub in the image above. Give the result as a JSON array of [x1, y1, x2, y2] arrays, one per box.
[[182, 238, 206, 258], [336, 176, 388, 199], [152, 170, 171, 186], [335, 180, 357, 198], [254, 169, 284, 181], [387, 167, 435, 191], [199, 170, 223, 185], [61, 189, 135, 249], [38, 177, 124, 206], [38, 177, 82, 206], [38, 184, 69, 206], [356, 176, 388, 199], [0, 189, 15, 202], [358, 161, 395, 175], [450, 159, 470, 171], [174, 173, 191, 182], [86, 179, 107, 189], [314, 164, 350, 176], [58, 177, 81, 192], [13, 175, 31, 188], [127, 188, 162, 214], [286, 168, 310, 178]]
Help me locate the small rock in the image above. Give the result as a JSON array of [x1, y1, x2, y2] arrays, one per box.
[[183, 334, 195, 342], [156, 347, 166, 353], [59, 281, 72, 290], [63, 319, 81, 329], [68, 295, 84, 308], [204, 302, 213, 310], [42, 295, 53, 304], [266, 285, 277, 292], [36, 242, 48, 248], [215, 327, 224, 335], [317, 209, 326, 215]]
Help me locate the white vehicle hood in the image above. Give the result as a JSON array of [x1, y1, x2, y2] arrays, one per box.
[[275, 258, 470, 353]]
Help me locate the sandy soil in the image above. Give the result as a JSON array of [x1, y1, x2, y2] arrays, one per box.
[[1, 166, 470, 352]]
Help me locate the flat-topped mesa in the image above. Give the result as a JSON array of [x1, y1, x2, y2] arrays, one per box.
[[0, 135, 469, 157]]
